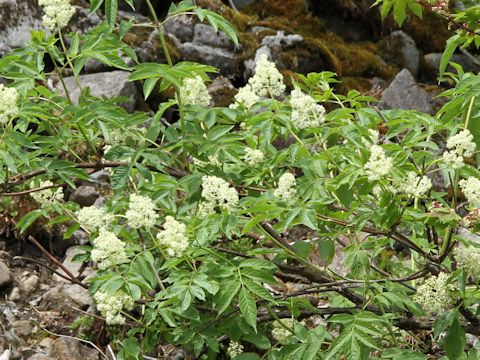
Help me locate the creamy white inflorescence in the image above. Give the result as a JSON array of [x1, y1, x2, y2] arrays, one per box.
[[274, 172, 296, 200], [271, 319, 295, 344], [91, 229, 128, 270], [413, 272, 456, 314], [93, 291, 134, 325], [443, 129, 476, 169], [125, 194, 158, 229], [248, 54, 286, 97], [459, 177, 480, 207], [178, 75, 212, 107], [230, 84, 259, 110], [454, 246, 480, 278], [199, 175, 239, 216], [29, 180, 64, 207], [156, 216, 189, 257], [38, 0, 75, 30], [364, 145, 393, 181], [289, 88, 326, 129], [398, 172, 432, 197], [0, 84, 19, 123], [243, 148, 265, 166], [226, 341, 244, 359], [76, 206, 114, 232]]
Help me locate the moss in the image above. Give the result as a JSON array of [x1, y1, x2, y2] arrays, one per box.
[[210, 87, 237, 107], [403, 13, 451, 53], [339, 76, 373, 94]]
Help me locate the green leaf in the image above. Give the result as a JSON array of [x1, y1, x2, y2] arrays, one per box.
[[216, 278, 240, 315], [17, 209, 44, 233], [104, 0, 118, 29], [440, 34, 463, 75], [444, 318, 466, 360], [239, 287, 257, 332], [233, 354, 261, 360], [243, 333, 271, 350]]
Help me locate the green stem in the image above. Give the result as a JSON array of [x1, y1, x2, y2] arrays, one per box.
[[464, 95, 476, 130]]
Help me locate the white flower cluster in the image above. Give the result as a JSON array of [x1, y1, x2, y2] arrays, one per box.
[[30, 180, 64, 207], [38, 0, 75, 31], [290, 88, 326, 129], [274, 172, 296, 200], [460, 177, 480, 207], [398, 172, 432, 197], [156, 216, 189, 257], [76, 206, 114, 232], [454, 246, 480, 278], [125, 194, 158, 229], [178, 75, 211, 108], [230, 84, 259, 110], [413, 272, 456, 314], [271, 319, 295, 344], [91, 229, 128, 270], [93, 291, 134, 325], [364, 145, 393, 181], [199, 175, 239, 216], [0, 84, 19, 123], [226, 341, 244, 359], [244, 148, 265, 166], [248, 54, 286, 97], [443, 129, 476, 169]]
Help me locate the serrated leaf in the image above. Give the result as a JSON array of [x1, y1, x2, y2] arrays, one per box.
[[239, 287, 257, 332]]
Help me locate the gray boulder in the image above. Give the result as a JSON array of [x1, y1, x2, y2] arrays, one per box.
[[379, 31, 420, 77], [181, 42, 237, 75], [193, 23, 235, 50], [423, 52, 480, 75], [50, 338, 100, 360], [380, 69, 433, 114], [0, 261, 11, 287], [56, 71, 140, 112], [163, 15, 194, 43], [69, 186, 99, 207]]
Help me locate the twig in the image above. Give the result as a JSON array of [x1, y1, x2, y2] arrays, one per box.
[[28, 235, 88, 289], [12, 256, 75, 283]]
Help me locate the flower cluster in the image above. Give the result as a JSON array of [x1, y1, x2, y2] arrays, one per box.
[[93, 291, 134, 325], [248, 54, 285, 97], [0, 84, 19, 123], [156, 216, 189, 257], [38, 0, 75, 31], [230, 84, 259, 110], [460, 177, 480, 207], [443, 129, 476, 169], [271, 319, 295, 344], [76, 206, 114, 232], [289, 89, 326, 129], [244, 148, 265, 166], [178, 75, 211, 107], [398, 172, 432, 197], [274, 172, 296, 200], [30, 180, 64, 207], [454, 246, 480, 279], [125, 194, 158, 229], [226, 341, 244, 359], [199, 175, 239, 216], [413, 272, 456, 314], [364, 145, 393, 181], [91, 229, 128, 270]]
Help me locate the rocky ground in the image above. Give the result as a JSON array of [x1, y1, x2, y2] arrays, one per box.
[[1, 0, 480, 359]]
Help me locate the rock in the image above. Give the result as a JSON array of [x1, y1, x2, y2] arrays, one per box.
[[261, 31, 304, 49], [50, 338, 100, 360], [89, 170, 110, 187], [0, 350, 11, 360], [12, 320, 33, 336], [69, 186, 99, 207], [423, 52, 480, 76], [27, 355, 50, 360], [72, 229, 90, 245], [379, 31, 420, 77], [228, 0, 255, 10], [380, 69, 433, 114], [163, 15, 194, 43], [181, 42, 237, 75], [56, 71, 140, 113], [207, 76, 236, 107], [9, 287, 21, 302], [193, 23, 235, 50], [0, 261, 11, 287], [41, 283, 92, 309], [22, 274, 39, 295], [53, 246, 95, 283]]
